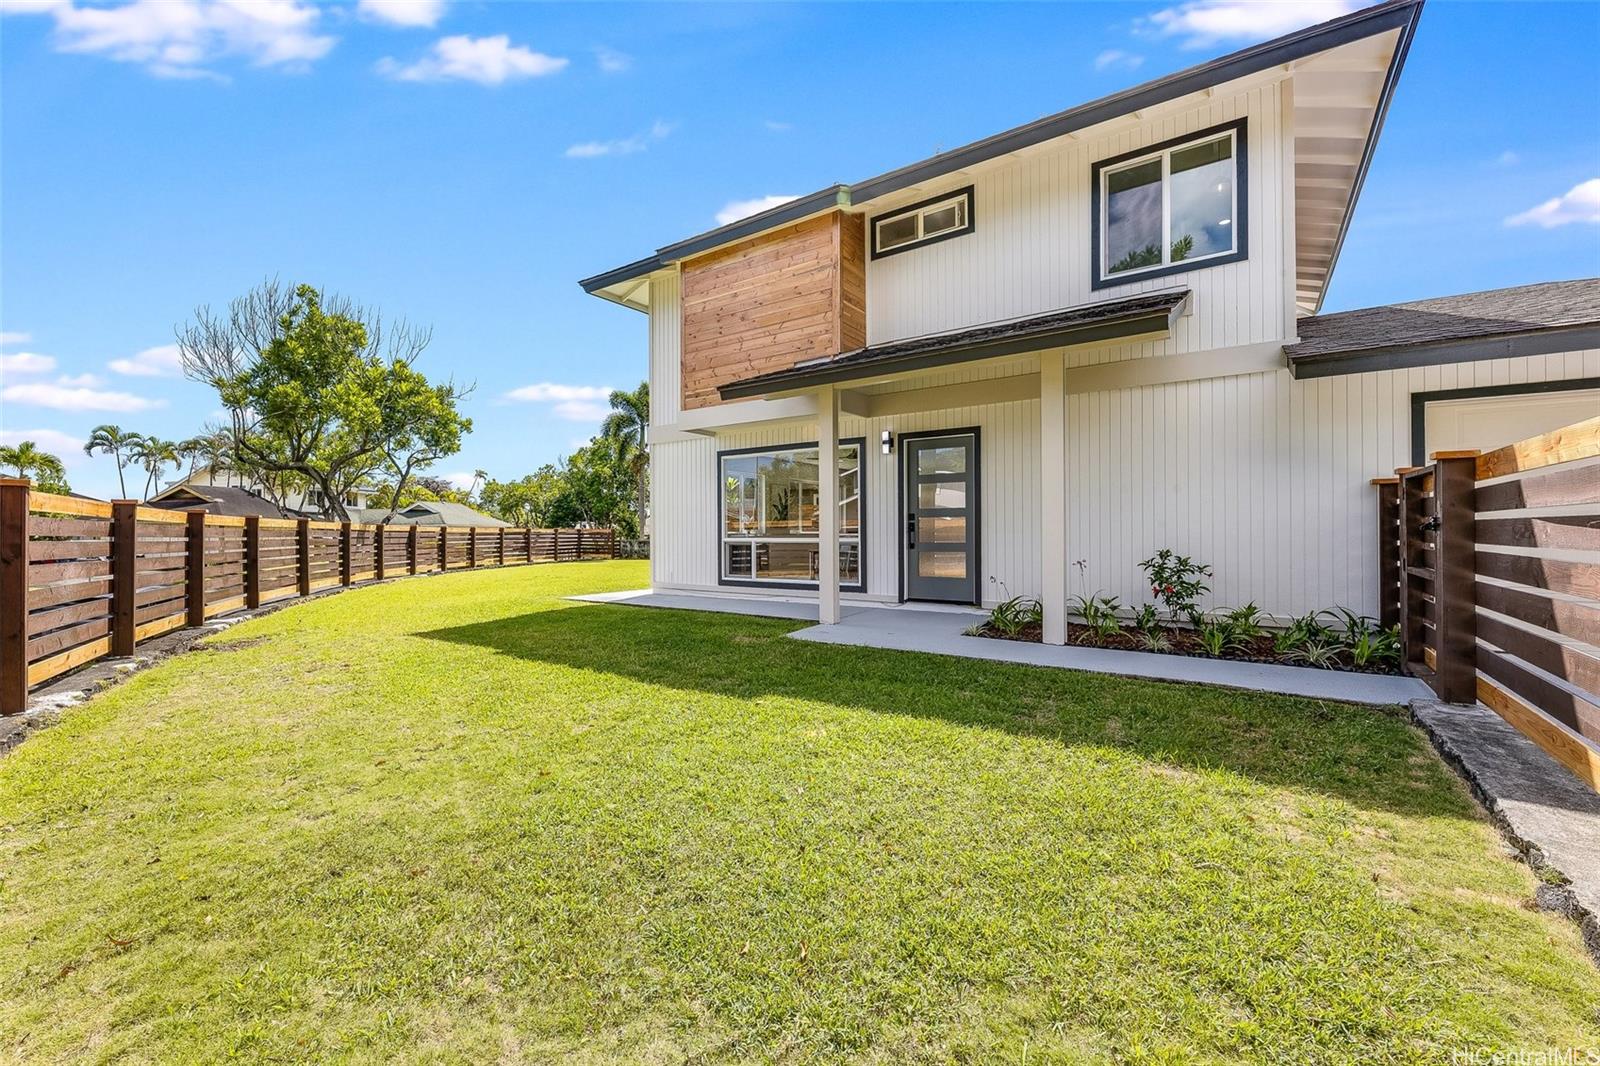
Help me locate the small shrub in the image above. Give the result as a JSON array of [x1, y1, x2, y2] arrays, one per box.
[[1348, 624, 1402, 668], [1288, 636, 1343, 668], [1273, 612, 1327, 656], [986, 596, 1041, 637], [1071, 593, 1123, 642], [1194, 616, 1245, 657], [1139, 549, 1212, 624], [1225, 602, 1265, 640]]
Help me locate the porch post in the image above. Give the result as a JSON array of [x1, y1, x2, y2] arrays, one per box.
[[1040, 352, 1067, 645], [817, 384, 841, 625]]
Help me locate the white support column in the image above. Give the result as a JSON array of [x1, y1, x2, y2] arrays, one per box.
[[1040, 352, 1067, 645], [817, 384, 841, 624]]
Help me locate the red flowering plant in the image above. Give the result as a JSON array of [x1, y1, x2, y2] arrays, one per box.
[[1137, 549, 1212, 626]]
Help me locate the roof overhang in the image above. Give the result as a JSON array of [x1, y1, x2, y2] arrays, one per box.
[[719, 290, 1189, 401], [579, 0, 1423, 308], [1290, 323, 1600, 379]]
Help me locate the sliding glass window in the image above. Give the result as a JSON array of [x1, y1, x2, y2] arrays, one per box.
[[720, 441, 863, 588]]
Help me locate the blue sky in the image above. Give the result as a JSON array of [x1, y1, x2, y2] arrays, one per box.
[[3, 0, 1597, 500]]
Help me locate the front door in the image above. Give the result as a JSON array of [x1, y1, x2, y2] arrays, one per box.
[[903, 432, 978, 603]]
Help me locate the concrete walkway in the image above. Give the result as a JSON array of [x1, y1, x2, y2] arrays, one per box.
[[568, 589, 1431, 706], [1412, 700, 1600, 962]]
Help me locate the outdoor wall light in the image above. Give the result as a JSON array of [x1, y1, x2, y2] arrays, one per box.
[[881, 429, 894, 455]]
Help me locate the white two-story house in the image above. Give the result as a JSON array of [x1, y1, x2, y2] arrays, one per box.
[[580, 0, 1598, 643]]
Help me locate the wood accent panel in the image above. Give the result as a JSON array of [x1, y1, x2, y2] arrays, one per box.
[[1476, 415, 1600, 480], [680, 209, 866, 410]]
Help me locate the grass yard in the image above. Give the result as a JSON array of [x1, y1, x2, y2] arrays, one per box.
[[1, 560, 1596, 1063]]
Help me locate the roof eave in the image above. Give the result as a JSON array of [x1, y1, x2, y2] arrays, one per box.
[[1289, 323, 1600, 379]]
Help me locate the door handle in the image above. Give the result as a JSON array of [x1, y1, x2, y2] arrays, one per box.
[[906, 513, 916, 548]]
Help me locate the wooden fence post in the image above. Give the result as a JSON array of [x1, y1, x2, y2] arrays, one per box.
[[498, 527, 506, 566], [297, 518, 312, 597], [375, 523, 386, 582], [0, 478, 31, 715], [408, 524, 419, 575], [438, 527, 447, 571], [1372, 477, 1400, 629], [340, 522, 352, 586], [110, 500, 137, 657], [244, 515, 262, 609], [1432, 452, 1479, 703], [469, 527, 478, 568], [1395, 467, 1425, 671], [186, 509, 207, 627], [524, 526, 532, 565]]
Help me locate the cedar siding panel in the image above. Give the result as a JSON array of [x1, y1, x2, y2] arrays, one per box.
[[680, 210, 866, 410]]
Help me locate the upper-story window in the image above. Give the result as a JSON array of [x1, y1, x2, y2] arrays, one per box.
[[1092, 119, 1247, 289], [871, 186, 975, 259]]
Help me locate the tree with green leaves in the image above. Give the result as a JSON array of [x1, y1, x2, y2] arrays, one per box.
[[376, 361, 473, 522], [562, 435, 638, 537], [479, 466, 571, 528], [178, 279, 470, 521], [131, 436, 180, 499], [601, 381, 649, 535], [83, 424, 144, 498], [0, 441, 70, 493]]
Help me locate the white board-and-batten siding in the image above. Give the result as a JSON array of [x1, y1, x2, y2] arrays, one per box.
[[649, 349, 1600, 617], [864, 80, 1291, 354]]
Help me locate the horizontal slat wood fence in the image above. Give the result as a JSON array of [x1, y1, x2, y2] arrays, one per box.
[[0, 478, 615, 714], [1376, 415, 1600, 789]]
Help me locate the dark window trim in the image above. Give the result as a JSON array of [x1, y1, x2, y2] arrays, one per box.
[[1408, 378, 1600, 467], [895, 427, 982, 606], [1090, 117, 1249, 291], [716, 437, 868, 593], [869, 185, 976, 260]]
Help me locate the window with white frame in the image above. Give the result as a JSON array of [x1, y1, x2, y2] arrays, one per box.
[[719, 441, 863, 588], [1094, 120, 1245, 287], [871, 187, 975, 258]]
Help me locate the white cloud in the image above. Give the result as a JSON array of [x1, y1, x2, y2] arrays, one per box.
[[108, 342, 184, 377], [1093, 48, 1144, 72], [1, 0, 336, 78], [714, 194, 799, 227], [357, 0, 444, 28], [565, 119, 672, 159], [1505, 178, 1600, 229], [1494, 150, 1520, 168], [377, 34, 566, 85], [0, 351, 56, 375], [503, 382, 612, 422], [441, 470, 477, 490], [0, 331, 31, 345], [0, 428, 86, 463], [763, 119, 792, 133], [594, 45, 630, 73], [1, 378, 163, 412], [56, 371, 104, 387], [1140, 0, 1358, 49]]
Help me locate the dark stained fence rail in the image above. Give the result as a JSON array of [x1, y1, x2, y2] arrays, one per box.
[[1378, 416, 1600, 790], [0, 477, 617, 715]]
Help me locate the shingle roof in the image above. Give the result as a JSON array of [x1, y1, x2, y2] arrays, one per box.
[[1287, 279, 1600, 375], [719, 289, 1190, 400], [145, 484, 291, 518]]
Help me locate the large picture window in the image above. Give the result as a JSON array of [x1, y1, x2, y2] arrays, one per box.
[[1091, 119, 1247, 289], [719, 440, 864, 589]]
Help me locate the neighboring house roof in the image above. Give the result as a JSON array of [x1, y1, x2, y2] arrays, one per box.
[[1286, 279, 1600, 378], [720, 289, 1192, 400], [348, 502, 510, 527], [581, 0, 1422, 315], [145, 484, 291, 518]]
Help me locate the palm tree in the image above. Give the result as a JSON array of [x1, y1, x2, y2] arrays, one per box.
[[601, 381, 650, 535], [131, 437, 180, 500], [176, 436, 208, 481], [0, 441, 69, 492], [83, 424, 144, 498]]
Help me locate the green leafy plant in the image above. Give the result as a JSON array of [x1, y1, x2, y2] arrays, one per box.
[[1287, 636, 1343, 668], [1132, 603, 1171, 651], [1225, 602, 1265, 641], [986, 596, 1042, 638], [1194, 617, 1245, 658], [1138, 549, 1212, 625], [1346, 624, 1402, 669], [1170, 233, 1195, 262], [1273, 612, 1328, 656], [1071, 593, 1123, 642]]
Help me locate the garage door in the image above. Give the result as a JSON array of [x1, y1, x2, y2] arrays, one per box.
[[1422, 387, 1600, 458]]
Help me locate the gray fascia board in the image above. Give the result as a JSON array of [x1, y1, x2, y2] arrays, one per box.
[[718, 311, 1175, 400], [655, 185, 850, 262], [1289, 324, 1600, 379], [579, 254, 666, 294]]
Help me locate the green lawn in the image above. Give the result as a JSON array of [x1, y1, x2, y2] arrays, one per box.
[[1, 561, 1595, 1063]]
